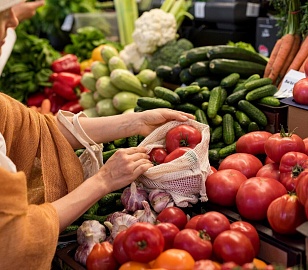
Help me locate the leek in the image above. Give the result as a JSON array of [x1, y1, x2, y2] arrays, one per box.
[[114, 0, 138, 46]]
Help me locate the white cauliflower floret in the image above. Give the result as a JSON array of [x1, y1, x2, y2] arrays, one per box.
[[119, 42, 147, 73], [132, 9, 177, 54]]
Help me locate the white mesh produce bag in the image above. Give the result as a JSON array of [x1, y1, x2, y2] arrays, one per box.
[[136, 119, 211, 207]]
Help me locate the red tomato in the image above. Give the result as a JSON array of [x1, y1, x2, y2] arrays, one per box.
[[185, 215, 202, 230], [236, 177, 287, 221], [193, 260, 220, 270], [279, 151, 308, 191], [156, 206, 188, 230], [267, 193, 306, 234], [293, 77, 308, 105], [230, 221, 260, 257], [305, 200, 308, 220], [165, 124, 202, 153], [149, 148, 168, 165], [210, 166, 218, 173], [264, 131, 306, 163], [256, 163, 280, 181], [220, 261, 239, 270], [304, 137, 308, 155], [123, 222, 164, 263], [163, 147, 192, 163], [218, 153, 263, 178], [295, 169, 308, 205], [205, 169, 247, 206], [86, 242, 118, 270], [112, 230, 130, 265], [213, 230, 255, 266], [195, 211, 230, 242], [173, 228, 212, 261], [156, 222, 180, 251], [264, 156, 275, 164], [235, 131, 272, 155]]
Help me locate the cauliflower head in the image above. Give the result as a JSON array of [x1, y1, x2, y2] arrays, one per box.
[[132, 9, 177, 54]]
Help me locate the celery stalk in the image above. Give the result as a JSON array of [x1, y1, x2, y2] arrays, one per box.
[[160, 0, 177, 12]]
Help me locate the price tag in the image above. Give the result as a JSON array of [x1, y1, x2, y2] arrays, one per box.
[[246, 3, 260, 17], [194, 2, 206, 19], [274, 69, 306, 98], [61, 14, 74, 32]]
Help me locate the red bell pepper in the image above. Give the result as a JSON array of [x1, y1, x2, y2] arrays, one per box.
[[49, 93, 68, 114], [51, 54, 81, 74], [54, 72, 82, 88], [27, 92, 46, 107], [60, 100, 84, 114], [52, 81, 79, 101]]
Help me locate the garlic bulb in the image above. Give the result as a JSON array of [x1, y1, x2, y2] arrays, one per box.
[[121, 181, 149, 212], [104, 213, 138, 240], [149, 189, 174, 213], [134, 200, 157, 224], [75, 220, 106, 265]]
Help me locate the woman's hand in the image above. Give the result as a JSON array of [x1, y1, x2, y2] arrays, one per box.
[[137, 108, 195, 137], [95, 147, 152, 193]]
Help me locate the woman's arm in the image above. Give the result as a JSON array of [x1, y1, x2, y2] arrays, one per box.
[[51, 146, 152, 232], [56, 109, 194, 149]]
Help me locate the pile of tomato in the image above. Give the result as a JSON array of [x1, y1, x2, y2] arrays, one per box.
[[85, 206, 274, 270]]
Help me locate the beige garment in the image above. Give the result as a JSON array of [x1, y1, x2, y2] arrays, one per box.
[[0, 167, 59, 270], [0, 93, 84, 203]]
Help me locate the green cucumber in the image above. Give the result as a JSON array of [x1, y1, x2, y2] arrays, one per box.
[[245, 84, 277, 101], [220, 104, 237, 115], [209, 148, 221, 162], [244, 77, 273, 91], [238, 100, 268, 127], [210, 114, 223, 126], [209, 59, 266, 78], [137, 97, 173, 109], [195, 109, 208, 125], [226, 88, 250, 105], [222, 113, 235, 145], [210, 126, 223, 143], [200, 88, 211, 101], [207, 86, 222, 119], [174, 103, 200, 114], [258, 96, 281, 107], [201, 101, 209, 111], [209, 141, 226, 149], [153, 86, 181, 104], [233, 120, 246, 138], [103, 148, 118, 162], [235, 110, 251, 127], [174, 85, 201, 100], [195, 76, 221, 89], [127, 135, 139, 147], [220, 73, 240, 88], [184, 46, 213, 65], [248, 122, 260, 132], [179, 68, 196, 85], [219, 142, 237, 158], [233, 74, 261, 93], [155, 65, 173, 79]]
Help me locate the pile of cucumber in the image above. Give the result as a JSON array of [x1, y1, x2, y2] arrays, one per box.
[[155, 45, 268, 87], [135, 72, 280, 165]]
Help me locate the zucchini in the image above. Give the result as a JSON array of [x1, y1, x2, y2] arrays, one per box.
[[209, 59, 266, 78], [137, 97, 173, 109], [108, 56, 128, 71], [245, 84, 277, 101], [153, 86, 181, 104], [155, 65, 173, 80], [233, 74, 261, 93], [207, 86, 222, 119], [235, 110, 251, 127], [110, 69, 149, 97], [195, 76, 221, 89], [222, 113, 235, 145], [226, 88, 250, 105], [174, 103, 200, 114], [207, 45, 268, 65], [238, 100, 268, 127], [220, 73, 240, 88], [185, 46, 213, 65], [233, 120, 246, 138], [195, 109, 208, 125], [112, 91, 140, 112], [210, 126, 223, 143], [189, 61, 210, 77], [258, 96, 281, 107], [209, 148, 221, 163], [219, 142, 237, 159], [174, 85, 201, 100]]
